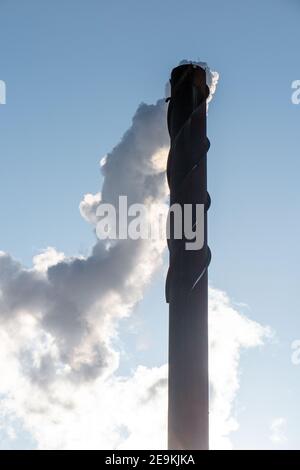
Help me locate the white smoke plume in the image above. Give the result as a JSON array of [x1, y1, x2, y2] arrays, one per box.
[[79, 193, 102, 226], [0, 64, 269, 449], [0, 99, 169, 386]]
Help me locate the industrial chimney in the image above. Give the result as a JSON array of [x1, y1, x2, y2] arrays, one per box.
[[166, 63, 211, 450]]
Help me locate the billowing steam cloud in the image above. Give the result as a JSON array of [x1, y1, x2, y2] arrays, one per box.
[[0, 99, 169, 386], [0, 64, 270, 449]]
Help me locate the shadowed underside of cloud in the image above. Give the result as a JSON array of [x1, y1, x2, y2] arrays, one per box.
[[0, 285, 269, 450], [0, 67, 270, 449]]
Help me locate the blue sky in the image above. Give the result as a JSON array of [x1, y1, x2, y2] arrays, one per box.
[[0, 0, 300, 449]]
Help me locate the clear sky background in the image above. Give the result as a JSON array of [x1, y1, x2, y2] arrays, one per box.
[[0, 0, 300, 449]]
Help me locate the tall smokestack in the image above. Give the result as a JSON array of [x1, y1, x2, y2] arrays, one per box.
[[166, 63, 211, 450]]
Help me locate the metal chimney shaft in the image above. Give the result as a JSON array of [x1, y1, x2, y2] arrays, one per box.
[[166, 63, 210, 450]]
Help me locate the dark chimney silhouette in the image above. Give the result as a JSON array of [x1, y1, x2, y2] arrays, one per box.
[[166, 63, 211, 450]]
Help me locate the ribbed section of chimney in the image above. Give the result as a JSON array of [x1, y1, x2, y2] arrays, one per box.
[[166, 63, 210, 450]]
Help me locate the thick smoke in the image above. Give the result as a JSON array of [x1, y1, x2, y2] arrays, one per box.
[[0, 99, 169, 388], [0, 64, 270, 449]]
